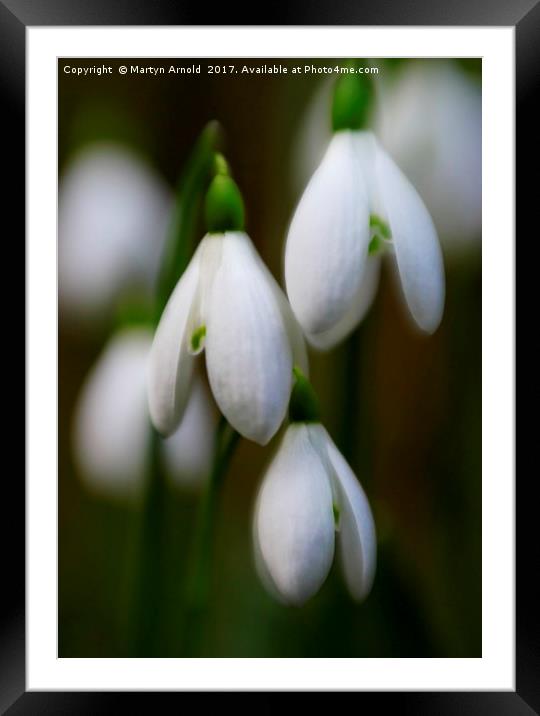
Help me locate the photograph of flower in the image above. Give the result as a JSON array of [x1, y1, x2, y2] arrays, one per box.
[[58, 57, 481, 658]]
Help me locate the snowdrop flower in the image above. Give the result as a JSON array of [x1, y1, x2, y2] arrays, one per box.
[[254, 369, 376, 605], [74, 327, 215, 498], [148, 156, 308, 445], [59, 143, 171, 321], [285, 72, 445, 349], [375, 62, 481, 254]]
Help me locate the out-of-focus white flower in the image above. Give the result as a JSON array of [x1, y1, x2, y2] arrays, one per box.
[[148, 231, 308, 445], [254, 422, 376, 605], [375, 62, 481, 253], [161, 377, 215, 488], [285, 128, 445, 348], [59, 143, 172, 321], [73, 327, 214, 498]]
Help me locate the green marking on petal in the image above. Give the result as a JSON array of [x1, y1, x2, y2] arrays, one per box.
[[369, 214, 391, 240], [368, 235, 384, 256], [368, 214, 392, 256], [190, 324, 206, 353]]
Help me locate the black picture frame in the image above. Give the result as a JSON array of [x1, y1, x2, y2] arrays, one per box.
[[7, 0, 530, 710]]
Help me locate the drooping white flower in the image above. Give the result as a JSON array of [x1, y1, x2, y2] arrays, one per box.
[[73, 327, 215, 498], [285, 74, 445, 347], [285, 129, 445, 345], [148, 231, 308, 445], [375, 62, 481, 254], [254, 422, 376, 605], [59, 143, 171, 321]]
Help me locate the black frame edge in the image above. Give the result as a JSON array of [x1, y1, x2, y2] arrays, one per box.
[[516, 2, 540, 713], [0, 0, 539, 26], [1, 0, 25, 714], [9, 0, 531, 711]]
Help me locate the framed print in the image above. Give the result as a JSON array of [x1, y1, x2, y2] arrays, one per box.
[[6, 0, 530, 709]]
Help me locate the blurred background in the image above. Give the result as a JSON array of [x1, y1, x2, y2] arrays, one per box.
[[58, 57, 481, 658]]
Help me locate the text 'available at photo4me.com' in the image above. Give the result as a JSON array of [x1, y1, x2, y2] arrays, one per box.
[[62, 61, 381, 77]]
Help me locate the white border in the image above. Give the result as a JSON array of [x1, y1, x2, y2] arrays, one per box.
[[27, 27, 515, 691]]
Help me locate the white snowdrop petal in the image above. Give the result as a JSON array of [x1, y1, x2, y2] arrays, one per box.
[[322, 428, 377, 601], [275, 291, 310, 376], [185, 234, 223, 353], [73, 328, 152, 498], [162, 375, 216, 489], [375, 143, 445, 333], [352, 131, 388, 219], [204, 232, 293, 445], [255, 425, 335, 605], [147, 247, 201, 436], [285, 132, 371, 336], [307, 256, 381, 350], [253, 489, 289, 604], [248, 244, 309, 375]]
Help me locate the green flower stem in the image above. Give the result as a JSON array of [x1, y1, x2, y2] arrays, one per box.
[[132, 122, 223, 655], [132, 426, 168, 656], [339, 328, 363, 466], [183, 417, 241, 655], [155, 120, 223, 320]]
